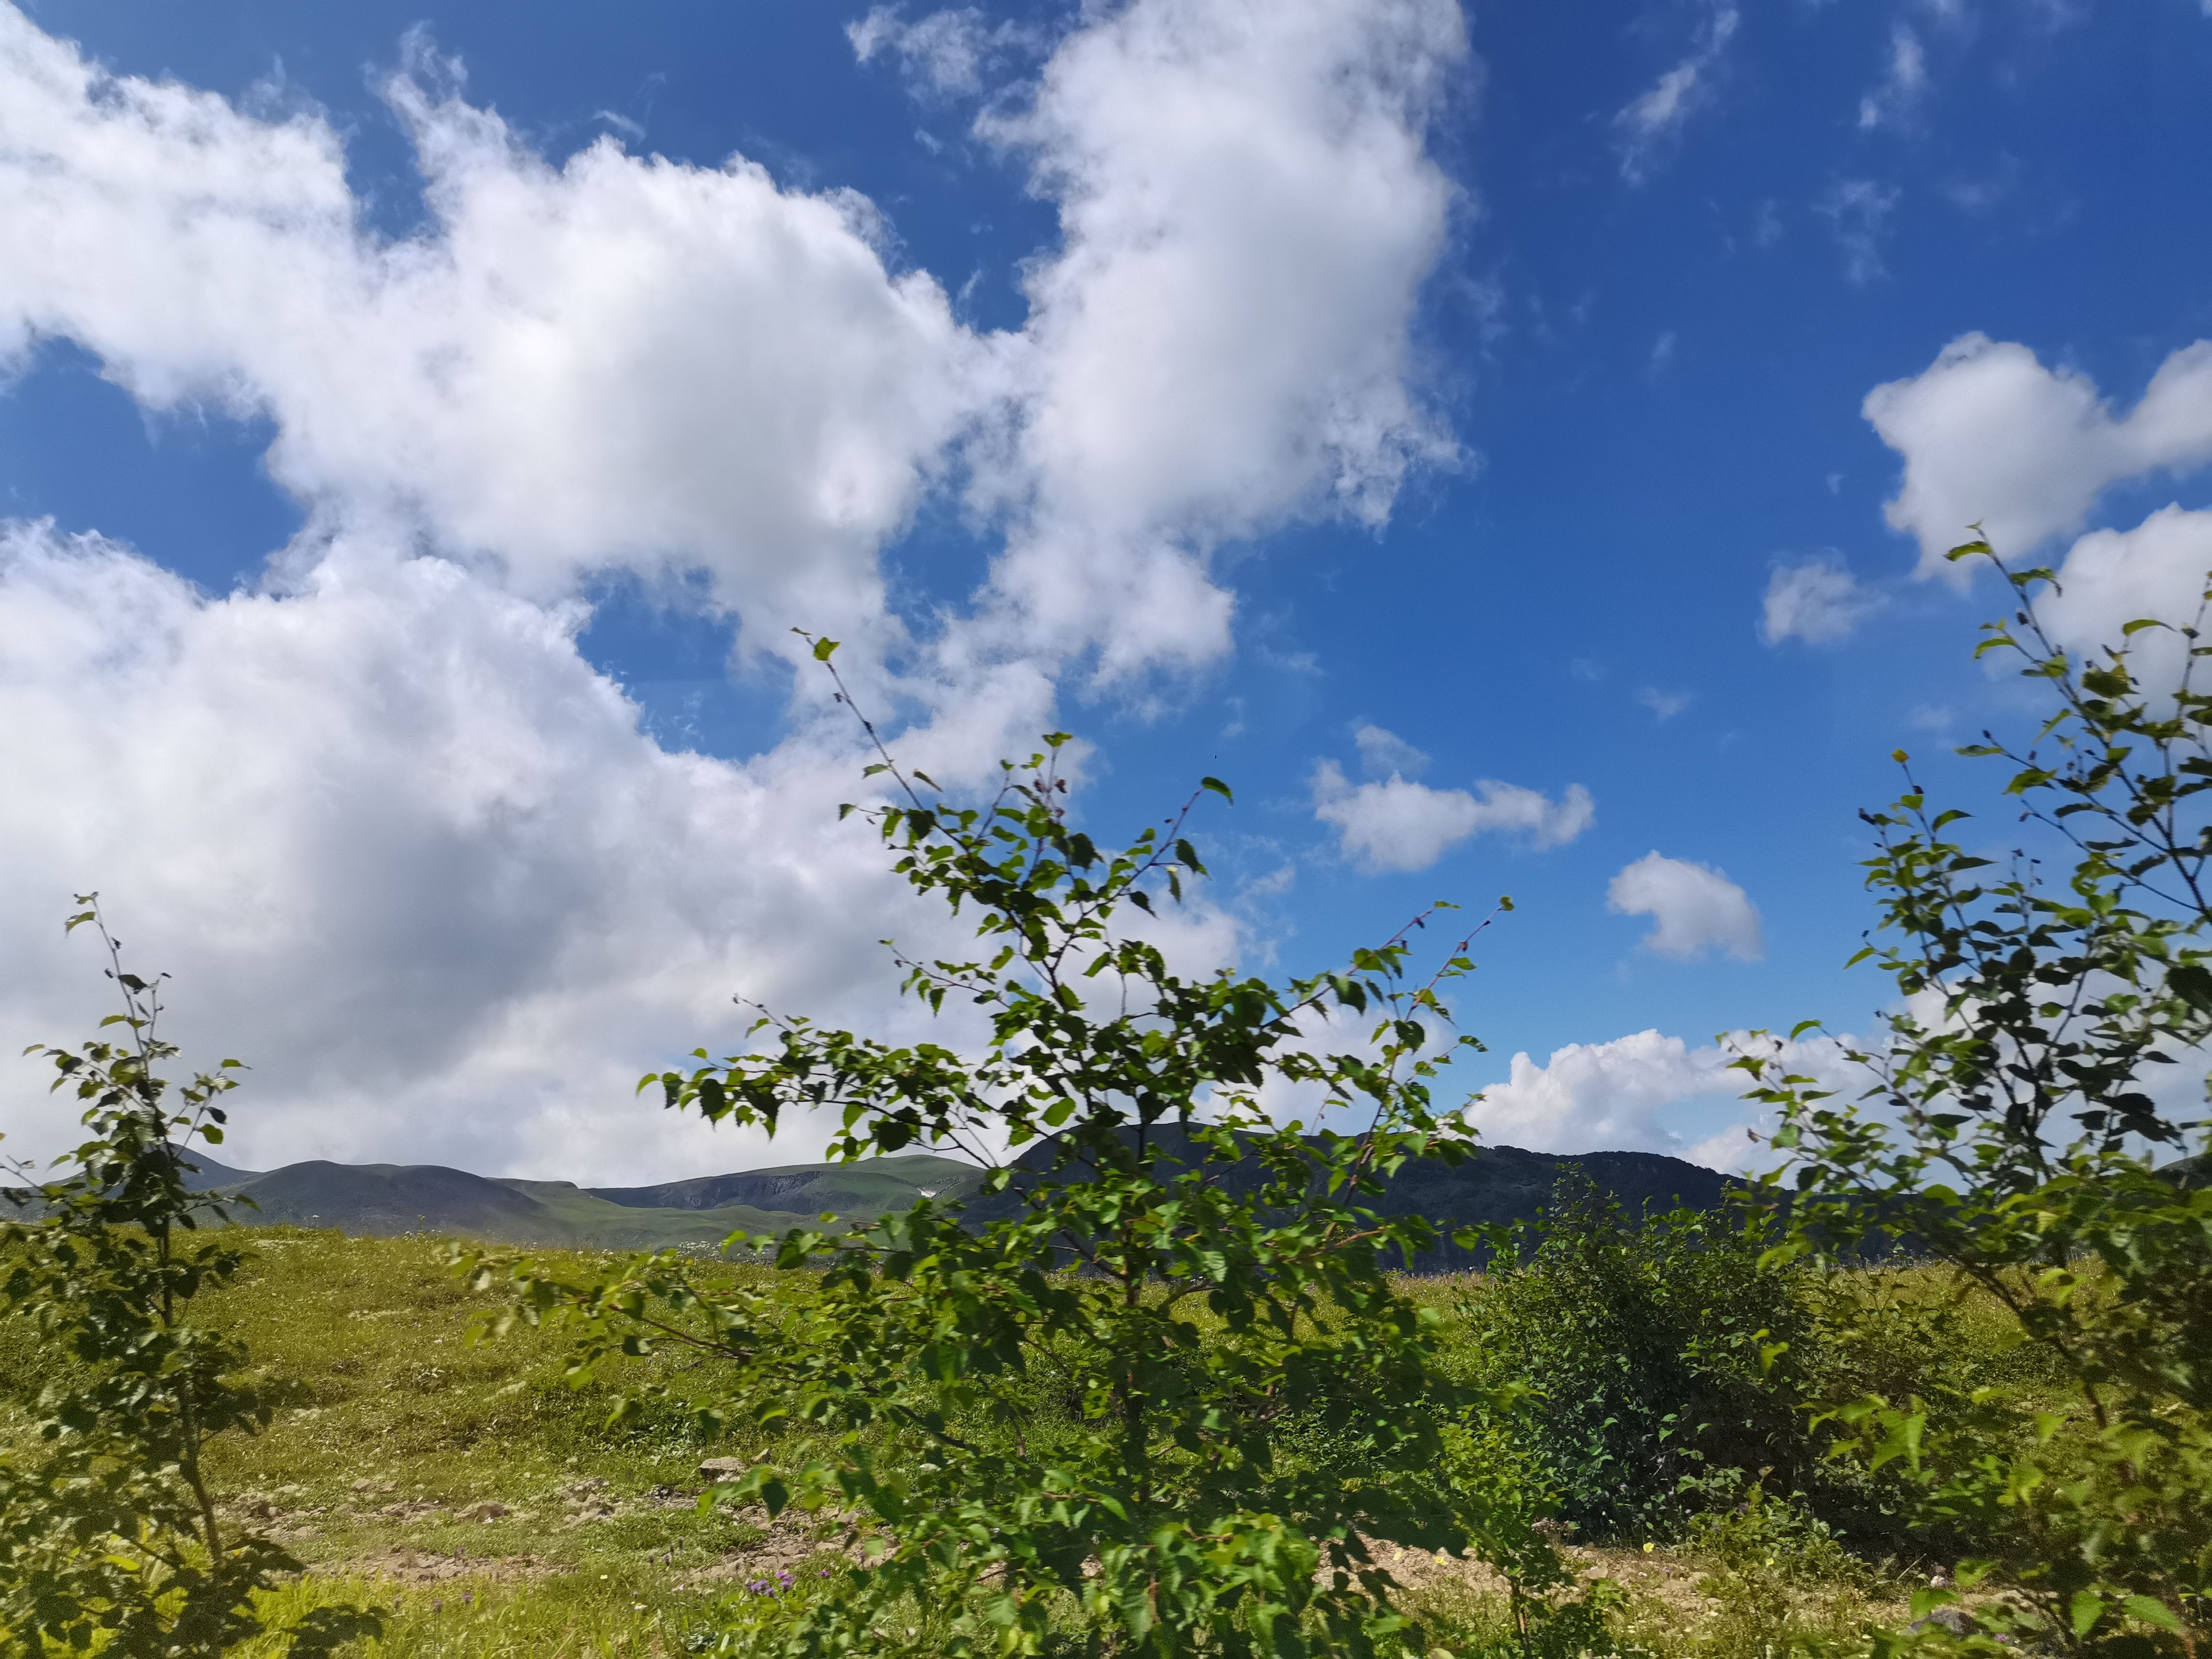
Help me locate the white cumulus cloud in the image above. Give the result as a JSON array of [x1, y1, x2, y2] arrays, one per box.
[[1761, 556, 1883, 644], [0, 522, 989, 1181], [1607, 851, 1763, 962], [1864, 332, 2212, 577], [2036, 505, 2212, 696], [1470, 1026, 1862, 1168], [972, 0, 1468, 679], [0, 0, 1465, 1175], [1312, 733, 1594, 875], [0, 17, 981, 658]]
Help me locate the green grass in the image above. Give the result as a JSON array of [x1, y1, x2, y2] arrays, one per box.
[[1, 1230, 1970, 1656], [482, 1184, 837, 1251], [0, 1227, 850, 1656]]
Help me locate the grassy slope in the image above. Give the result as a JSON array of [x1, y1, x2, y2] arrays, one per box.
[[192, 1154, 984, 1252], [489, 1181, 822, 1249], [582, 1154, 988, 1217], [0, 1228, 1935, 1658]]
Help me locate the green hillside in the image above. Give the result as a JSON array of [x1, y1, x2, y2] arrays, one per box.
[[175, 1152, 979, 1250]]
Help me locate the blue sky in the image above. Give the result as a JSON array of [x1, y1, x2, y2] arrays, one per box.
[[2, 0, 2209, 1179]]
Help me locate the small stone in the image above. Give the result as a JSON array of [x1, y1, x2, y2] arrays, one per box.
[[697, 1457, 748, 1484], [1911, 1607, 1975, 1637]]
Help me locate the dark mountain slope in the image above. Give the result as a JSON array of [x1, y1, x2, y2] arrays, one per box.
[[587, 1154, 985, 1214], [137, 1151, 980, 1248], [960, 1124, 1738, 1268], [40, 1136, 1742, 1262], [174, 1149, 264, 1190], [219, 1162, 560, 1240]]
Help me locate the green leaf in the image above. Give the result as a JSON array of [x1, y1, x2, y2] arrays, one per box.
[[2123, 1597, 2183, 1634], [812, 637, 840, 661], [2069, 1592, 2105, 1638], [1200, 776, 1234, 804], [2169, 961, 2212, 1015]]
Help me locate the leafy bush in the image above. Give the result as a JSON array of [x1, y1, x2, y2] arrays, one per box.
[[0, 900, 377, 1657], [467, 644, 1583, 1658], [1741, 538, 2212, 1657], [1455, 1175, 1851, 1542]]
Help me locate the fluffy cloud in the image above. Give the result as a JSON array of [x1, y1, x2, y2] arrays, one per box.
[[0, 523, 1250, 1180], [0, 522, 990, 1180], [1760, 556, 1883, 645], [0, 17, 982, 659], [1470, 1026, 1862, 1168], [1865, 333, 2212, 576], [1613, 2, 1738, 183], [1607, 852, 1763, 962], [1312, 729, 1594, 874], [0, 0, 1468, 686], [0, 0, 1463, 1174], [973, 0, 1467, 677], [2038, 505, 2212, 693]]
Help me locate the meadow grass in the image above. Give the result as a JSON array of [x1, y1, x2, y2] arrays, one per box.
[[2, 1228, 1974, 1656]]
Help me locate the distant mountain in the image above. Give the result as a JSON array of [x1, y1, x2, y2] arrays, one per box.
[[110, 1138, 2211, 1262], [52, 1138, 1736, 1263], [204, 1161, 560, 1240], [176, 1149, 264, 1189], [166, 1149, 981, 1250], [587, 1157, 987, 1216], [960, 1125, 1738, 1269]]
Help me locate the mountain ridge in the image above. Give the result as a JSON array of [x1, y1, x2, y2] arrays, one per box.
[[139, 1138, 1738, 1258], [165, 1151, 983, 1250]]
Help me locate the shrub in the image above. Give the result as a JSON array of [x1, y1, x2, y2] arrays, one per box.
[[1455, 1174, 1850, 1542], [467, 643, 1585, 1658], [1740, 538, 2212, 1657], [0, 899, 376, 1658]]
